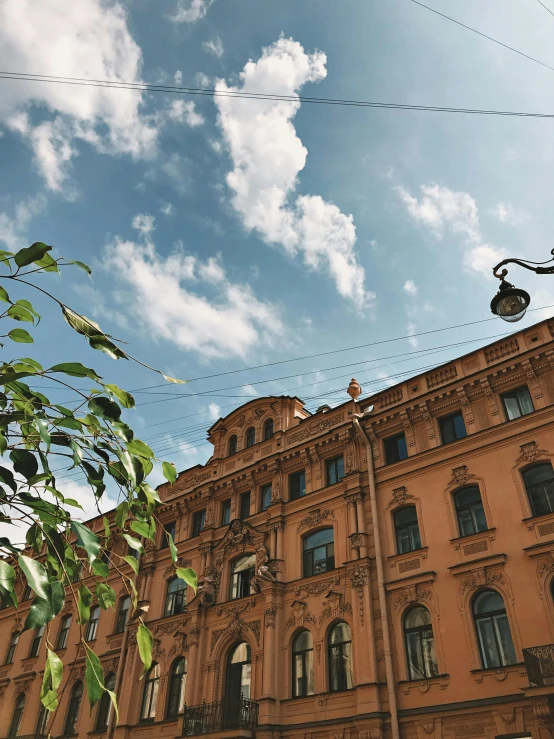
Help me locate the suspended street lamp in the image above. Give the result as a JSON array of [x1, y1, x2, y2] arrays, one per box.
[[490, 249, 554, 322]]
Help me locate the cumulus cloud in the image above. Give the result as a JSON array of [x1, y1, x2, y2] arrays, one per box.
[[490, 202, 528, 227], [0, 0, 162, 191], [132, 212, 156, 236], [169, 0, 215, 23], [397, 184, 505, 279], [166, 100, 204, 127], [160, 202, 174, 216], [215, 37, 372, 308], [403, 279, 418, 296], [208, 402, 221, 420], [202, 37, 224, 58], [0, 195, 46, 249], [104, 230, 284, 359]]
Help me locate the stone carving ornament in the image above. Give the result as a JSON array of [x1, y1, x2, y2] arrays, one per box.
[[297, 508, 335, 533], [516, 441, 550, 465]]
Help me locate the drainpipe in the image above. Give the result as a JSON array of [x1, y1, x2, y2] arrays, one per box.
[[352, 414, 400, 739]]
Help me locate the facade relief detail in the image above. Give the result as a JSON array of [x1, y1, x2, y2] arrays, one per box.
[[287, 413, 345, 445], [515, 440, 550, 465], [297, 508, 335, 532], [295, 573, 341, 597]]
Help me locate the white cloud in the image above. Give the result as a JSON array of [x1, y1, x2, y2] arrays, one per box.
[[160, 202, 174, 216], [215, 37, 372, 308], [166, 100, 204, 127], [403, 279, 418, 296], [0, 195, 46, 249], [132, 212, 156, 236], [0, 0, 160, 192], [407, 321, 418, 348], [490, 202, 528, 227], [202, 37, 224, 58], [104, 231, 284, 359], [397, 183, 505, 280], [169, 0, 215, 23], [208, 402, 221, 420], [242, 384, 259, 397], [174, 70, 183, 86]]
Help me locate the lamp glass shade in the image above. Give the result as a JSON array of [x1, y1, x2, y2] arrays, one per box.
[[490, 283, 530, 323]]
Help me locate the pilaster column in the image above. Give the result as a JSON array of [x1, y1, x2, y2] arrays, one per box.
[[355, 494, 368, 558]]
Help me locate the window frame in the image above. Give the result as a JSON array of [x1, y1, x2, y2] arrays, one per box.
[[160, 521, 176, 549], [473, 590, 517, 669], [453, 485, 487, 537], [384, 433, 408, 465], [192, 509, 206, 537], [140, 664, 160, 722], [292, 630, 314, 698], [438, 411, 467, 444], [115, 595, 130, 634], [263, 419, 274, 440], [261, 483, 273, 511], [403, 606, 439, 680], [326, 456, 345, 486], [5, 630, 20, 664], [228, 435, 238, 456], [8, 693, 25, 739], [221, 499, 232, 526], [522, 462, 554, 517], [95, 673, 116, 731], [501, 385, 534, 421], [36, 703, 49, 736], [56, 614, 72, 651], [393, 505, 422, 554], [229, 554, 256, 600], [64, 680, 84, 736], [29, 625, 45, 658], [164, 577, 187, 617], [328, 622, 354, 693], [289, 469, 306, 501], [245, 426, 256, 448], [86, 605, 100, 642], [239, 492, 251, 519], [303, 528, 335, 578], [166, 657, 187, 718]]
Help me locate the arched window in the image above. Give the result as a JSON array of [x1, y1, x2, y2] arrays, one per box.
[[303, 528, 334, 577], [403, 606, 439, 680], [95, 672, 116, 731], [115, 595, 130, 633], [224, 643, 252, 727], [228, 435, 237, 456], [29, 624, 45, 657], [64, 681, 84, 736], [292, 630, 314, 698], [454, 486, 487, 536], [36, 703, 49, 736], [166, 657, 187, 718], [230, 555, 256, 600], [246, 427, 256, 448], [56, 614, 72, 650], [140, 663, 160, 722], [263, 419, 274, 440], [394, 506, 421, 554], [165, 577, 187, 617], [86, 605, 100, 642], [523, 463, 554, 517], [5, 630, 19, 664], [8, 694, 25, 739], [473, 590, 516, 668], [328, 622, 353, 692]]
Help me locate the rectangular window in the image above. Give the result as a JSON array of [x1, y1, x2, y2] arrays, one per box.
[[221, 499, 231, 526], [56, 615, 72, 651], [192, 510, 206, 537], [501, 385, 534, 420], [240, 492, 251, 519], [160, 521, 176, 549], [326, 456, 345, 486], [439, 411, 467, 444], [289, 469, 306, 501], [29, 626, 45, 658], [261, 484, 273, 511], [115, 596, 130, 634], [384, 433, 408, 464]]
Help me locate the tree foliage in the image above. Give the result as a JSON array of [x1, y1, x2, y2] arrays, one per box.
[[0, 243, 195, 721]]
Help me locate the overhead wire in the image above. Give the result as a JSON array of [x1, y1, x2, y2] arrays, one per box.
[[536, 0, 554, 17], [1, 70, 554, 119]]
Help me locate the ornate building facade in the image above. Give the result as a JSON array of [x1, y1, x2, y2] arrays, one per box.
[[2, 318, 554, 739]]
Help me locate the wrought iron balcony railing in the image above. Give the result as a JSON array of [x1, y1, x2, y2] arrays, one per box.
[[523, 644, 554, 687], [183, 697, 259, 736]]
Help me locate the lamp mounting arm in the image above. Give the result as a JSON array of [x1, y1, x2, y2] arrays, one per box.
[[492, 249, 554, 280]]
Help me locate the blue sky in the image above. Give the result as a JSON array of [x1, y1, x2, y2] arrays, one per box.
[[1, 0, 554, 512]]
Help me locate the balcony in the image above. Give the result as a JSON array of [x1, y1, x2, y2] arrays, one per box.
[[183, 697, 259, 736], [523, 644, 554, 687]]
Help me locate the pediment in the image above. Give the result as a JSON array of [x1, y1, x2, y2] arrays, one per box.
[[214, 518, 267, 563]]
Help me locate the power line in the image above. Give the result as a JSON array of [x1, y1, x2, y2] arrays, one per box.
[[409, 0, 554, 73], [536, 0, 554, 17], [2, 70, 554, 119]]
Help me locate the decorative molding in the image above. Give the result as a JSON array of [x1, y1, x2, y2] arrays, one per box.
[[264, 605, 281, 628], [287, 413, 344, 445], [297, 508, 335, 533], [394, 584, 433, 611], [515, 440, 550, 466], [390, 486, 413, 507], [285, 600, 317, 629], [295, 573, 341, 597], [460, 570, 504, 596], [447, 465, 478, 490]]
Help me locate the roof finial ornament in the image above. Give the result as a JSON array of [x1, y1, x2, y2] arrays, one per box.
[[347, 378, 362, 401]]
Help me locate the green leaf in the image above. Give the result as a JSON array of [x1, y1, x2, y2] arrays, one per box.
[[168, 532, 177, 565], [106, 690, 119, 725], [41, 647, 63, 711], [35, 251, 59, 273], [36, 417, 51, 450], [122, 555, 138, 575], [176, 567, 198, 593], [67, 259, 92, 277], [105, 384, 135, 408], [125, 438, 153, 458], [91, 559, 109, 578], [88, 334, 127, 360], [26, 522, 43, 553], [112, 422, 133, 442], [24, 582, 65, 630], [130, 520, 151, 539], [0, 466, 16, 492], [49, 362, 101, 380], [18, 554, 49, 600], [0, 285, 11, 303], [70, 521, 100, 564], [137, 624, 153, 675], [85, 648, 105, 708], [0, 536, 19, 554], [7, 328, 33, 343], [17, 299, 40, 319], [10, 448, 39, 479], [88, 396, 121, 422], [114, 502, 129, 530], [14, 242, 52, 268], [163, 374, 187, 384], [77, 584, 93, 624], [162, 461, 177, 485], [0, 433, 6, 455], [122, 533, 143, 555], [0, 560, 15, 598], [61, 306, 102, 338], [103, 517, 110, 540], [95, 582, 116, 610], [7, 304, 34, 323]]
